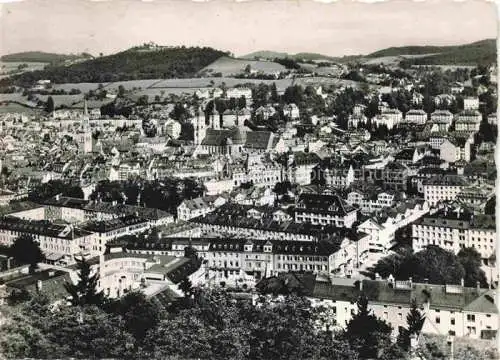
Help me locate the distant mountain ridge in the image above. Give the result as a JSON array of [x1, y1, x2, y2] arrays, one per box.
[[367, 39, 496, 66], [1, 51, 93, 64], [366, 39, 495, 57], [243, 39, 496, 66], [240, 51, 346, 62]]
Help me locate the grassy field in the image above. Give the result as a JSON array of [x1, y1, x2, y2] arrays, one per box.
[[199, 56, 286, 76], [0, 61, 48, 80], [35, 94, 84, 107], [361, 54, 436, 66], [52, 82, 107, 92], [0, 102, 40, 115]]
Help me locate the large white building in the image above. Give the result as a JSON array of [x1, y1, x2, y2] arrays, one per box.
[[295, 193, 358, 228], [310, 277, 498, 340], [0, 216, 95, 265], [455, 110, 482, 132], [463, 97, 480, 110], [423, 175, 469, 206], [412, 207, 495, 264], [405, 109, 427, 124], [439, 137, 472, 163]]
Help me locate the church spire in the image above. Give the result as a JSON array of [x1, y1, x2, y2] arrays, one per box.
[[84, 99, 89, 116]]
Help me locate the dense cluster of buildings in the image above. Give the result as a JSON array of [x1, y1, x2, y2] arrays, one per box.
[[0, 62, 497, 342]]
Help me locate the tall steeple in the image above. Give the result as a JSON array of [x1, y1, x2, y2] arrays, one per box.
[[211, 92, 220, 130], [82, 99, 90, 130], [81, 99, 92, 153], [84, 98, 89, 117]]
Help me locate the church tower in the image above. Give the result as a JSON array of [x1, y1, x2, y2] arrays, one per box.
[[210, 93, 220, 130], [193, 105, 206, 145], [81, 99, 92, 153]]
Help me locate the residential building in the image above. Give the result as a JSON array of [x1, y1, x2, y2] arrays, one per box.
[[295, 193, 357, 228], [463, 97, 480, 110], [439, 137, 472, 163], [309, 277, 498, 340], [412, 206, 495, 263], [405, 109, 427, 124], [455, 110, 482, 132], [423, 175, 469, 206], [177, 195, 227, 221]]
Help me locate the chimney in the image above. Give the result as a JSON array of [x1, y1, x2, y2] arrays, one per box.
[[359, 280, 363, 291], [409, 277, 413, 288], [36, 280, 42, 292], [375, 273, 381, 281], [476, 281, 480, 291], [461, 278, 465, 287]]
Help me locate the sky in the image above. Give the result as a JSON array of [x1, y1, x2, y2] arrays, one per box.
[[0, 0, 497, 57]]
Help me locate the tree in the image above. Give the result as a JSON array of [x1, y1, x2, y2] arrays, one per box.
[[343, 295, 394, 359], [64, 257, 106, 307], [270, 82, 279, 102], [457, 247, 488, 287], [45, 96, 54, 113], [136, 95, 149, 106], [238, 95, 247, 109], [369, 246, 476, 286], [117, 85, 125, 97], [397, 299, 425, 350], [110, 291, 160, 343], [10, 235, 44, 273], [178, 277, 193, 297]]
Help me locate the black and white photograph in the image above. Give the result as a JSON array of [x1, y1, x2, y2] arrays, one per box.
[[0, 0, 498, 359]]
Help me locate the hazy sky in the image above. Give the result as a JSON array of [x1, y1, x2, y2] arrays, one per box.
[[0, 0, 497, 57]]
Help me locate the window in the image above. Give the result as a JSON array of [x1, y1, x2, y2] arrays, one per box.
[[451, 318, 455, 325], [467, 314, 476, 322], [436, 317, 440, 324]]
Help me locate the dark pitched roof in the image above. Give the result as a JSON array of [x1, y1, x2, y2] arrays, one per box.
[[296, 193, 355, 215]]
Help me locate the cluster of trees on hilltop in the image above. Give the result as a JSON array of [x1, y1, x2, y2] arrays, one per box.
[[1, 47, 229, 86]]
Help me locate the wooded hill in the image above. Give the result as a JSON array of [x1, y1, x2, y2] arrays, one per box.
[[1, 46, 229, 86]]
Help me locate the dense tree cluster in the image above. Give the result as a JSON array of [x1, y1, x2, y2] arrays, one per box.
[[368, 246, 488, 287], [2, 283, 409, 360], [273, 57, 301, 70], [27, 180, 84, 203], [89, 179, 204, 215]]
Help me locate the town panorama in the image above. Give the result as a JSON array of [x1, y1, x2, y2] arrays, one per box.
[[0, 13, 498, 360]]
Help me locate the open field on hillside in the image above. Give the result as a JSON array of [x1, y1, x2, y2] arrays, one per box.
[[361, 54, 436, 66], [0, 102, 40, 114], [35, 94, 84, 107], [0, 62, 48, 79], [199, 56, 286, 76], [52, 82, 108, 92]]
